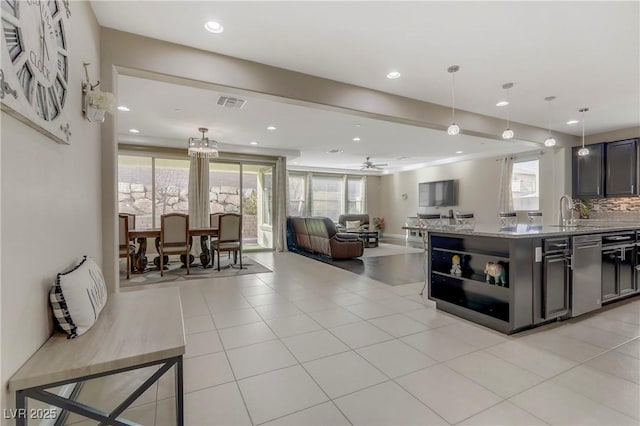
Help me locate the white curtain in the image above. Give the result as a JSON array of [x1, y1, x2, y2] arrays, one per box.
[[497, 156, 514, 213], [188, 156, 210, 229], [274, 157, 288, 252], [361, 175, 367, 213]]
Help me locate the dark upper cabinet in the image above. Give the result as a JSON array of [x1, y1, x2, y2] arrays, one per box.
[[573, 143, 604, 198], [606, 139, 638, 196]]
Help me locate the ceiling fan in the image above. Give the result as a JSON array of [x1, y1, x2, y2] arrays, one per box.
[[360, 156, 388, 170]]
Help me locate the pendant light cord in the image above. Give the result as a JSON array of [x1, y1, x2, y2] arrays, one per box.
[[581, 109, 586, 148], [547, 101, 552, 138], [451, 72, 456, 123], [506, 87, 510, 127]]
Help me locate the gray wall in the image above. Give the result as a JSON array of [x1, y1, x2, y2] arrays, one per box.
[[1, 2, 102, 414], [379, 148, 568, 236]]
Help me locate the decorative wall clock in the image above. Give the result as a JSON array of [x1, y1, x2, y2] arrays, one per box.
[[1, 0, 71, 144]]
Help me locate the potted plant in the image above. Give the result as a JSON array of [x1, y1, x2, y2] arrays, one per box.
[[372, 217, 385, 237]]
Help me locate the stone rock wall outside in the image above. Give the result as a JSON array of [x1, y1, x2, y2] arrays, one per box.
[[119, 181, 258, 238]]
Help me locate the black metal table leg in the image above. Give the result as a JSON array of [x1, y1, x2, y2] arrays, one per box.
[[16, 390, 26, 426], [175, 357, 184, 426], [199, 236, 211, 268]]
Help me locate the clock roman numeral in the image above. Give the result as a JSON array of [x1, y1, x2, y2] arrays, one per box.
[[47, 86, 60, 120], [2, 23, 23, 62], [35, 83, 48, 120], [17, 63, 33, 103], [57, 52, 67, 81], [54, 75, 66, 108]]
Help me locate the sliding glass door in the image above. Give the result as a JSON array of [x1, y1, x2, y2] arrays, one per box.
[[210, 161, 274, 251]]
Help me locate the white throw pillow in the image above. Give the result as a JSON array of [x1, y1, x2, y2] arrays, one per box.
[[50, 256, 108, 338], [345, 220, 361, 231]]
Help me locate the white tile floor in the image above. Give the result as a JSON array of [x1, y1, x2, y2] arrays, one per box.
[[70, 251, 639, 425]]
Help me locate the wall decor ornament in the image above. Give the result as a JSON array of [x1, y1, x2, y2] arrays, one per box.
[[0, 0, 71, 144], [82, 62, 115, 122]]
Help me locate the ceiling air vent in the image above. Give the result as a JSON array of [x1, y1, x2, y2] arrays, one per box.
[[216, 96, 246, 109]]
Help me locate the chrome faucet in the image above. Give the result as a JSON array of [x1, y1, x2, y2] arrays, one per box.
[[559, 194, 574, 226]]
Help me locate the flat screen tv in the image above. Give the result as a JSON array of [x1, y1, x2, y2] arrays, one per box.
[[418, 180, 456, 207]]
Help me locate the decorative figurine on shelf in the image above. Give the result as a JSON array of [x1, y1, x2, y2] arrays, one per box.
[[450, 255, 462, 276], [484, 262, 507, 286]]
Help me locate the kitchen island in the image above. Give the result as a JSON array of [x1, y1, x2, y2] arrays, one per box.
[[427, 223, 640, 334]]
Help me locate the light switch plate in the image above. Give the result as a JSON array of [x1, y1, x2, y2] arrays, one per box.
[[535, 246, 542, 263]]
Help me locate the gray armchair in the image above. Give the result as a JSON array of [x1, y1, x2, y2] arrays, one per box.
[[337, 214, 370, 232]]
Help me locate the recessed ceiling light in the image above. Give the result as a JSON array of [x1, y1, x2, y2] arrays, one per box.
[[267, 126, 277, 131], [291, 161, 298, 165], [352, 137, 361, 141], [397, 156, 409, 160], [566, 120, 579, 125], [129, 129, 140, 134], [386, 71, 401, 79], [455, 150, 463, 154], [250, 141, 258, 145], [327, 149, 343, 154], [117, 106, 130, 112], [496, 101, 509, 107], [355, 124, 361, 127], [204, 21, 224, 33], [174, 108, 181, 112]]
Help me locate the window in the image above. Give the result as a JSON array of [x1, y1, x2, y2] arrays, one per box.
[[154, 158, 190, 225], [288, 173, 365, 219], [311, 176, 344, 221], [118, 155, 153, 228], [512, 159, 539, 210], [288, 174, 307, 216], [117, 155, 189, 228], [347, 177, 364, 213]]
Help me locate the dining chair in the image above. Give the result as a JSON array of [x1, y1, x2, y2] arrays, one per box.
[[210, 212, 229, 260], [118, 214, 134, 279], [159, 213, 191, 277], [212, 213, 242, 271], [120, 212, 136, 230]]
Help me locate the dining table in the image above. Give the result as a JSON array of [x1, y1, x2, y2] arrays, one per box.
[[129, 227, 219, 272]]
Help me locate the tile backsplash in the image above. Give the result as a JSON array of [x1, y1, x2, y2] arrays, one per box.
[[576, 196, 640, 221]]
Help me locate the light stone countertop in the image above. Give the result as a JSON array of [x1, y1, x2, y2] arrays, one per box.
[[407, 223, 640, 239], [9, 287, 184, 391]]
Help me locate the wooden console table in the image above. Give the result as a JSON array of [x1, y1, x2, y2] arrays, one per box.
[[9, 288, 185, 425]]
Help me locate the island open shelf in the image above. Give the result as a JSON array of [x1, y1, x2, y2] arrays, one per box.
[[428, 233, 534, 334]]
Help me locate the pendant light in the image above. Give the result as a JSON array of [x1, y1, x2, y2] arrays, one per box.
[[501, 83, 514, 139], [577, 108, 590, 156], [447, 65, 460, 136], [544, 96, 557, 147], [188, 127, 219, 158]]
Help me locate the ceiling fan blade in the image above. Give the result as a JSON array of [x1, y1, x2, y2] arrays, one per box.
[[373, 163, 388, 167]]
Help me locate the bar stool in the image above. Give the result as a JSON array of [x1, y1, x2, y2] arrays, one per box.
[[417, 213, 443, 229], [416, 213, 442, 251], [454, 212, 475, 229], [527, 211, 543, 230], [499, 211, 517, 230]]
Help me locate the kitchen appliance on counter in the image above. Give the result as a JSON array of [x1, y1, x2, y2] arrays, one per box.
[[571, 235, 602, 316]]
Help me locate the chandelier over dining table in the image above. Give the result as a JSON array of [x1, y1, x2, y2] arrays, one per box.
[[188, 127, 219, 158]]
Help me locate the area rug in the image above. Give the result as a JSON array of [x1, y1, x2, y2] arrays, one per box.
[[360, 242, 424, 258], [291, 249, 426, 286], [120, 256, 271, 287]]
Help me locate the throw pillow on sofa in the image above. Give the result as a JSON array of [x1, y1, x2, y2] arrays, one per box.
[[345, 220, 361, 231], [50, 256, 108, 338]]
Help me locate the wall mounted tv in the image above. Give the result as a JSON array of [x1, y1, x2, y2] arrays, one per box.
[[418, 180, 457, 207]]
